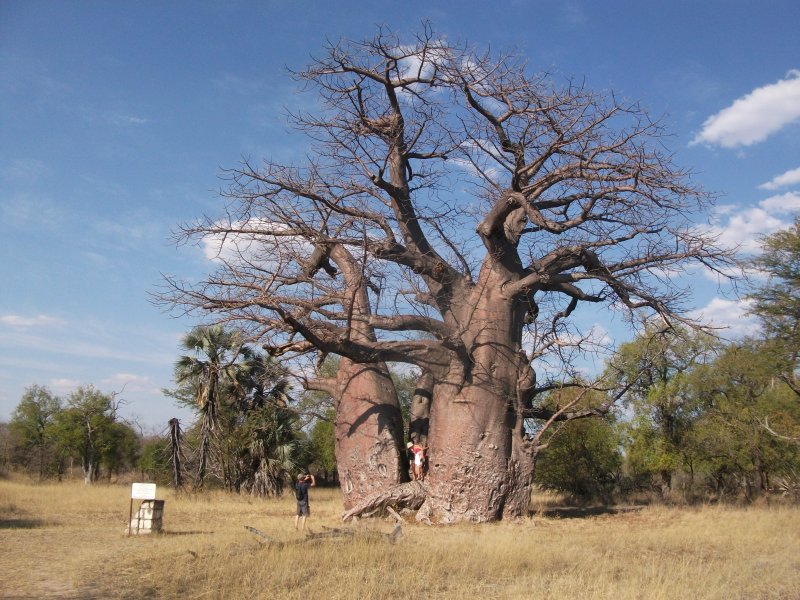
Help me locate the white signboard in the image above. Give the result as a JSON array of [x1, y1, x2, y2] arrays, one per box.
[[131, 482, 157, 500]]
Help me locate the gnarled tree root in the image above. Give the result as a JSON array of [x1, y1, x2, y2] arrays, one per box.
[[342, 481, 427, 521]]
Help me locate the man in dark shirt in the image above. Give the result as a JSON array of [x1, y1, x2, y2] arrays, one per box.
[[294, 473, 316, 532]]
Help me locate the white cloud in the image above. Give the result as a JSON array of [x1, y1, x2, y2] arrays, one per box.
[[760, 166, 800, 190], [705, 206, 785, 252], [700, 191, 800, 255], [0, 193, 63, 230], [688, 297, 759, 338], [0, 314, 65, 328], [201, 218, 311, 265], [759, 191, 800, 214], [691, 70, 800, 148]]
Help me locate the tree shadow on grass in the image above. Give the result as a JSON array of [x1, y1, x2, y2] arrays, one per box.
[[532, 506, 644, 519], [0, 518, 49, 529]]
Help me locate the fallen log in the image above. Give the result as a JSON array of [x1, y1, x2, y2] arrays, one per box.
[[243, 523, 403, 546]]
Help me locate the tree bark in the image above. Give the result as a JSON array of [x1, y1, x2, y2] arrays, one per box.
[[335, 358, 408, 509], [417, 264, 533, 523], [327, 245, 408, 509], [409, 371, 433, 445]]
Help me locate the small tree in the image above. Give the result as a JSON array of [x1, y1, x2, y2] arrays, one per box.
[[535, 416, 622, 504], [138, 435, 173, 483], [170, 326, 307, 494], [308, 409, 337, 482], [748, 218, 800, 400], [609, 326, 718, 496], [52, 386, 121, 484], [8, 385, 62, 478], [689, 341, 800, 500]]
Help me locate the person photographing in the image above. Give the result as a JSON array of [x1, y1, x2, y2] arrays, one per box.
[[294, 473, 316, 532]]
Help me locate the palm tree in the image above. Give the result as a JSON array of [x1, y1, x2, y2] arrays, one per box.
[[174, 325, 252, 488], [223, 354, 306, 496]]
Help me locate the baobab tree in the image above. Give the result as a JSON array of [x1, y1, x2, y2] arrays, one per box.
[[164, 26, 734, 522]]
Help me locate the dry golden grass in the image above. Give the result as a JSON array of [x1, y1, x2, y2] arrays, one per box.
[[1, 475, 799, 599]]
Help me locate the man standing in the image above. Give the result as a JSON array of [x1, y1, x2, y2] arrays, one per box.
[[294, 473, 316, 532]]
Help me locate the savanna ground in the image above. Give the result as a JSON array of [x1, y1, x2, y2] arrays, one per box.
[[1, 475, 798, 600]]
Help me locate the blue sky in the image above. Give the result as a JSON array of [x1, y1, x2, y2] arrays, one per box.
[[1, 0, 799, 431]]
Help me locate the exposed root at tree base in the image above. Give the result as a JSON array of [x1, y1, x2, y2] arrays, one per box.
[[342, 481, 427, 521]]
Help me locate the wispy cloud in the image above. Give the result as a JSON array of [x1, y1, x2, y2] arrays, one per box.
[[760, 166, 800, 190], [691, 70, 800, 148], [49, 378, 83, 394], [0, 318, 176, 366], [0, 158, 51, 181], [93, 216, 163, 244], [108, 113, 148, 126], [0, 314, 65, 328], [211, 73, 269, 95], [0, 193, 64, 230], [100, 372, 160, 395], [560, 2, 588, 26]]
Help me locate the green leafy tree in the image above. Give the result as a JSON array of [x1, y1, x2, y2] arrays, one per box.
[[52, 386, 122, 484], [748, 218, 800, 400], [689, 341, 800, 500], [0, 422, 11, 475], [535, 417, 622, 504], [609, 326, 718, 496], [308, 409, 336, 482], [391, 367, 422, 439], [532, 386, 622, 504], [137, 435, 172, 483], [102, 421, 140, 478], [8, 385, 62, 478]]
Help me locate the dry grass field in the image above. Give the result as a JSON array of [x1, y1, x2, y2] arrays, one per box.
[[1, 475, 799, 600]]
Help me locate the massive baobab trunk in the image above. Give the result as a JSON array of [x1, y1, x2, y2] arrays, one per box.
[[417, 257, 535, 522], [334, 358, 407, 509], [324, 245, 408, 509]]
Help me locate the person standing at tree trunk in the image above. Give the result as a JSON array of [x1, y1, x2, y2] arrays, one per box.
[[294, 474, 315, 532], [407, 442, 427, 481]]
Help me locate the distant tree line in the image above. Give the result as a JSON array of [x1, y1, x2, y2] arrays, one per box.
[[2, 384, 138, 484]]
